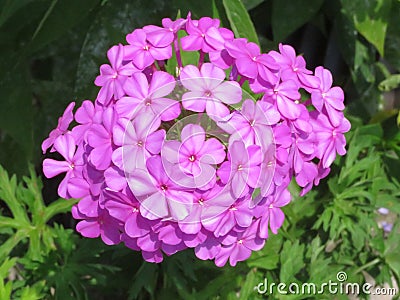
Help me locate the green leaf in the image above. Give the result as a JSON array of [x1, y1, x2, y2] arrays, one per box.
[[271, 0, 324, 41], [280, 240, 305, 282], [19, 281, 45, 300], [29, 0, 100, 53], [222, 0, 259, 44], [0, 280, 12, 300], [128, 263, 158, 299], [242, 0, 265, 10], [341, 0, 392, 57], [378, 74, 400, 91], [0, 54, 33, 168], [239, 269, 257, 300], [0, 257, 17, 279], [0, 231, 25, 262], [44, 198, 78, 223], [0, 165, 29, 223], [247, 254, 279, 270], [0, 0, 34, 27], [397, 111, 400, 126]]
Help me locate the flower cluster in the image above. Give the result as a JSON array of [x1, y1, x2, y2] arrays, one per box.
[[42, 14, 350, 266]]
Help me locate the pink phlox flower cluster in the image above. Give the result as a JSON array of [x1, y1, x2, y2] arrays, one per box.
[[42, 13, 350, 267]]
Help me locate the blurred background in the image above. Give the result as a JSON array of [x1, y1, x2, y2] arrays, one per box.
[[0, 0, 399, 299]]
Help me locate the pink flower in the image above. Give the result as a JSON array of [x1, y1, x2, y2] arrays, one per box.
[[127, 156, 193, 221], [43, 134, 82, 198], [124, 29, 172, 69], [162, 124, 225, 189], [94, 44, 139, 105], [217, 141, 263, 198], [226, 39, 278, 83], [112, 113, 165, 171], [116, 71, 180, 122], [269, 43, 317, 88], [103, 189, 151, 238], [71, 100, 102, 145], [255, 187, 291, 238], [178, 183, 231, 234], [180, 63, 242, 119], [214, 221, 265, 267], [311, 111, 351, 168], [87, 107, 117, 170], [42, 102, 75, 153], [217, 99, 280, 146], [202, 196, 253, 237], [42, 14, 350, 267], [181, 16, 221, 52], [262, 80, 302, 120], [311, 66, 345, 127], [75, 205, 121, 245]]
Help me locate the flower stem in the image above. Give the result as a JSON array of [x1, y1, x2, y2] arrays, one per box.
[[198, 50, 205, 68], [174, 35, 183, 70]]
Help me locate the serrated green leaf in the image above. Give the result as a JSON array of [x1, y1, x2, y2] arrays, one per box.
[[0, 166, 29, 223], [0, 257, 17, 279], [280, 240, 304, 282], [128, 263, 158, 299], [0, 279, 12, 300], [271, 0, 324, 41], [247, 254, 279, 270], [222, 0, 259, 44], [44, 198, 78, 223], [19, 280, 45, 300], [0, 230, 25, 262]]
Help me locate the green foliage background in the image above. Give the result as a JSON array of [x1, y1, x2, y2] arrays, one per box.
[[0, 0, 399, 299]]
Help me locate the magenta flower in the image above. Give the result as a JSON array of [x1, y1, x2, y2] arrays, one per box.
[[116, 71, 180, 122], [207, 27, 234, 69], [127, 156, 193, 221], [311, 111, 351, 168], [94, 44, 139, 105], [124, 29, 172, 69], [162, 17, 187, 33], [311, 66, 345, 127], [178, 183, 231, 234], [262, 80, 302, 120], [202, 196, 254, 237], [226, 39, 278, 83], [103, 189, 151, 238], [181, 16, 220, 52], [214, 221, 265, 267], [42, 102, 75, 153], [42, 14, 350, 267], [87, 107, 117, 170], [217, 141, 263, 198], [71, 100, 102, 145], [112, 113, 165, 171], [162, 124, 225, 189], [217, 99, 280, 145], [268, 43, 315, 87], [180, 63, 242, 119], [255, 187, 291, 238], [74, 205, 121, 245], [43, 134, 81, 198]]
